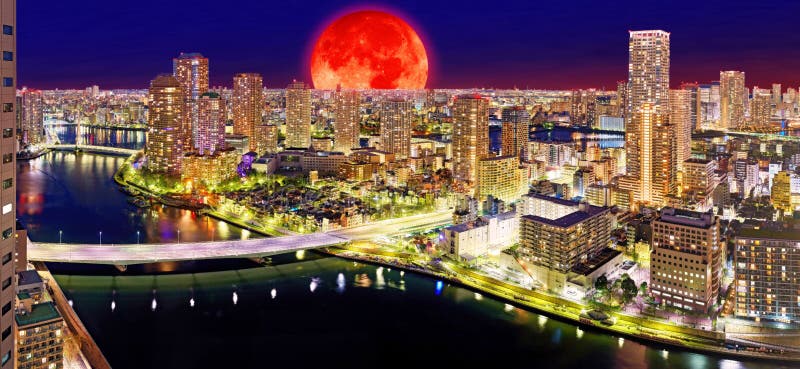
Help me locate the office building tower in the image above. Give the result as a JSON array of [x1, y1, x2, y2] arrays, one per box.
[[379, 99, 413, 159], [622, 30, 673, 207], [0, 2, 14, 366], [650, 208, 722, 312], [452, 94, 489, 186], [146, 75, 184, 176], [333, 88, 360, 153], [670, 89, 692, 173], [680, 82, 700, 132], [500, 106, 530, 158], [173, 53, 209, 151], [285, 80, 311, 149], [18, 89, 43, 145], [735, 225, 800, 321], [750, 89, 771, 129], [772, 83, 782, 104], [720, 71, 746, 130], [233, 73, 264, 152], [196, 92, 226, 155]]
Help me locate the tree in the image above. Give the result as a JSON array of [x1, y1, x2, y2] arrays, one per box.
[[621, 278, 638, 303], [639, 281, 648, 296], [595, 275, 609, 292]]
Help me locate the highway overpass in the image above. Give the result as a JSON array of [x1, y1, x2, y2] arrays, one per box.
[[46, 144, 139, 156], [27, 211, 452, 265]]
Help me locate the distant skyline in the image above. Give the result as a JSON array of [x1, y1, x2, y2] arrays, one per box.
[[18, 0, 800, 90]]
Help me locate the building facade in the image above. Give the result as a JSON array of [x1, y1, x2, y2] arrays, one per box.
[[146, 75, 184, 176], [232, 73, 264, 152], [172, 53, 209, 151], [452, 94, 489, 186], [0, 1, 14, 366], [333, 89, 360, 153], [379, 99, 413, 159], [720, 71, 746, 130], [500, 106, 530, 159], [196, 92, 226, 155], [18, 89, 42, 146], [285, 81, 311, 149]]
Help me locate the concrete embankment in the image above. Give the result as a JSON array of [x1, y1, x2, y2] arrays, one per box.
[[33, 262, 112, 369]]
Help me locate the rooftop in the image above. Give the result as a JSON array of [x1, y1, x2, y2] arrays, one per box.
[[16, 302, 62, 327], [522, 204, 608, 228], [17, 270, 43, 286], [738, 227, 800, 241], [657, 207, 715, 228]]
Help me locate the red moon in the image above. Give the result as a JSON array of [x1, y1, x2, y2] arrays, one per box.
[[311, 10, 428, 90]]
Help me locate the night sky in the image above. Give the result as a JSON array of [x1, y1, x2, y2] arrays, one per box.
[[17, 0, 800, 90]]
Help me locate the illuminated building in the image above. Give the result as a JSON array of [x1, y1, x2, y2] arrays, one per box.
[[771, 171, 792, 214], [379, 98, 413, 159], [750, 89, 771, 129], [518, 195, 612, 292], [18, 89, 43, 145], [181, 148, 240, 188], [720, 71, 746, 130], [680, 82, 700, 132], [232, 73, 264, 152], [254, 124, 278, 154], [699, 82, 721, 130], [452, 94, 489, 186], [772, 83, 782, 104], [500, 106, 529, 158], [16, 271, 64, 369], [440, 211, 519, 262], [0, 3, 15, 366], [477, 155, 525, 204], [285, 80, 311, 149], [173, 53, 208, 151], [735, 226, 800, 322], [333, 88, 360, 154], [146, 75, 184, 176], [616, 81, 627, 118], [622, 30, 673, 207], [196, 92, 226, 155], [669, 89, 692, 172], [683, 158, 717, 197], [650, 208, 722, 312], [598, 116, 624, 131]]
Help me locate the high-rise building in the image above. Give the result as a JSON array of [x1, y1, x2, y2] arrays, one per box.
[[16, 271, 64, 369], [750, 89, 771, 129], [683, 158, 717, 197], [379, 98, 413, 159], [670, 89, 692, 173], [771, 171, 792, 214], [477, 155, 525, 204], [616, 81, 627, 118], [622, 30, 674, 207], [0, 2, 15, 366], [699, 82, 721, 130], [173, 53, 209, 151], [735, 226, 800, 322], [772, 83, 782, 105], [333, 88, 360, 153], [196, 92, 226, 155], [680, 82, 700, 132], [254, 124, 278, 154], [650, 208, 722, 312], [146, 75, 184, 176], [285, 81, 311, 149], [500, 106, 530, 159], [18, 89, 43, 146], [452, 94, 489, 186], [232, 73, 264, 152], [720, 71, 746, 130]]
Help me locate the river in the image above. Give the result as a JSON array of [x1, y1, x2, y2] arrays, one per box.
[[19, 127, 781, 369]]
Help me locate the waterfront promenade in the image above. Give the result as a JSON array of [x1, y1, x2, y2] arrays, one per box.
[[27, 211, 452, 264]]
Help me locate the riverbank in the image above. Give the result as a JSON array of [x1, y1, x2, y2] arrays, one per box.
[[319, 245, 800, 364]]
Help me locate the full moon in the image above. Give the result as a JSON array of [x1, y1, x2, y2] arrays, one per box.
[[311, 10, 428, 90]]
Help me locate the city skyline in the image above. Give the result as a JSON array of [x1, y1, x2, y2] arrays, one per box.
[[17, 1, 800, 90]]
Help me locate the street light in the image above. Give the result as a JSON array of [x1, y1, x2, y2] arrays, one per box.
[[59, 230, 62, 244], [137, 230, 140, 244], [177, 229, 181, 243], [99, 231, 102, 245]]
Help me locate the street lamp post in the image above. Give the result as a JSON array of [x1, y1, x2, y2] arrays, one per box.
[[59, 230, 62, 244], [137, 230, 140, 244], [99, 231, 102, 245], [177, 229, 181, 243], [211, 229, 215, 242]]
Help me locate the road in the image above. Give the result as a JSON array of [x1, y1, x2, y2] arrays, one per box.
[[27, 210, 452, 265]]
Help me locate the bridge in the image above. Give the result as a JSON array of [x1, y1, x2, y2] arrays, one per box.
[[45, 144, 139, 156], [27, 211, 452, 265]]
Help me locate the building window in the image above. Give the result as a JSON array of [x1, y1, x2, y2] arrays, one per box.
[[1, 154, 9, 164], [1, 302, 9, 315], [1, 278, 10, 290], [1, 25, 10, 35], [1, 129, 9, 138], [1, 204, 9, 215], [1, 228, 10, 240], [1, 178, 10, 190], [1, 104, 10, 113], [0, 78, 10, 87], [1, 52, 10, 62], [0, 253, 8, 265], [1, 327, 9, 340]]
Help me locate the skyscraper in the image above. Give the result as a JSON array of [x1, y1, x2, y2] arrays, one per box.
[[0, 1, 15, 366], [146, 75, 184, 176], [750, 89, 771, 129], [232, 73, 264, 152], [622, 30, 674, 206], [19, 89, 43, 146], [285, 80, 311, 149], [196, 92, 226, 155], [452, 94, 489, 186], [669, 89, 691, 172], [333, 88, 360, 153], [379, 98, 413, 159], [680, 82, 700, 132], [772, 83, 782, 105], [173, 53, 209, 151], [720, 71, 745, 130], [500, 106, 530, 159]]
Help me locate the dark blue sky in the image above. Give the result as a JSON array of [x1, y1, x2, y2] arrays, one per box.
[[18, 0, 800, 90]]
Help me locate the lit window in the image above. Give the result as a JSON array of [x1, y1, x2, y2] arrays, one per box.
[[1, 204, 9, 215]]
